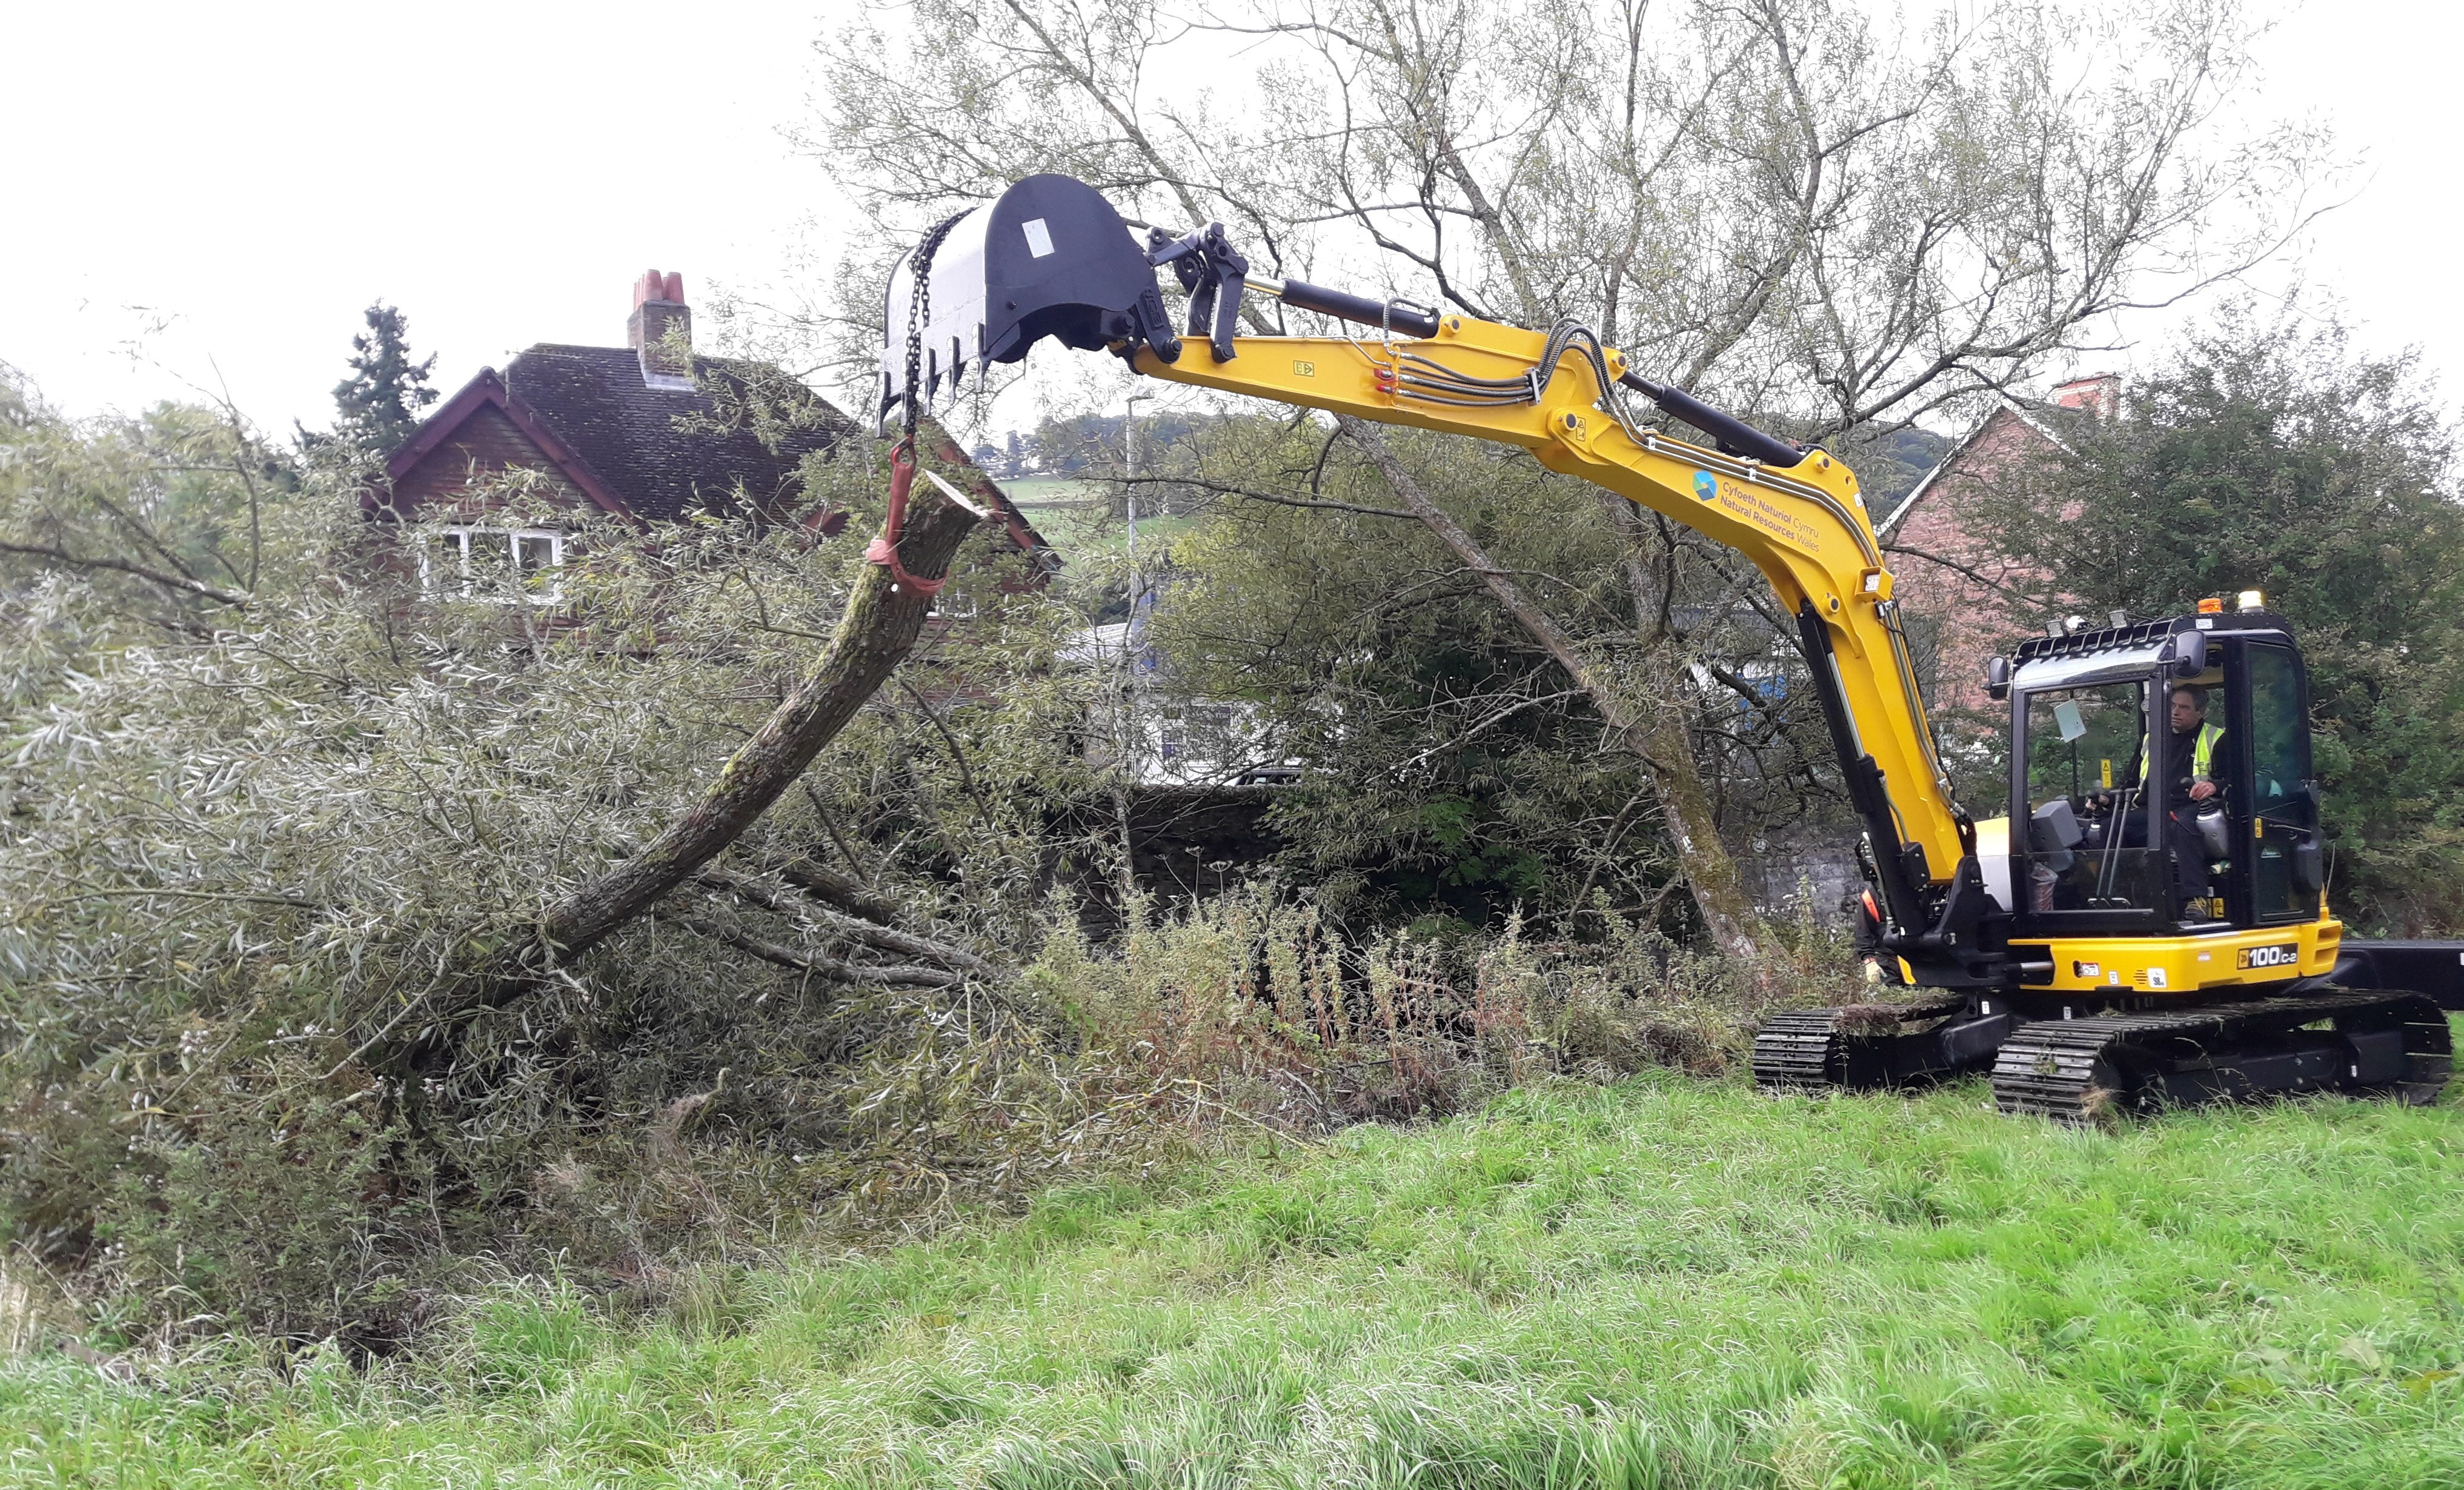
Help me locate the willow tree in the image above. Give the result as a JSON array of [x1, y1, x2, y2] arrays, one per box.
[[0, 367, 1086, 1340], [810, 0, 2331, 960]]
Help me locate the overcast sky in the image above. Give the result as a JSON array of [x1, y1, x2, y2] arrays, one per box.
[[8, 1, 2457, 439]]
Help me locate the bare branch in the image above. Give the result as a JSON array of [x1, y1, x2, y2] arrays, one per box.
[[0, 541, 250, 607]]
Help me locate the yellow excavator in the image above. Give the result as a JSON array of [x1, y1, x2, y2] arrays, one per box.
[[877, 174, 2456, 1120]]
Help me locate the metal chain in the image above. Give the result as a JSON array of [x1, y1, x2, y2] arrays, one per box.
[[902, 210, 969, 441]]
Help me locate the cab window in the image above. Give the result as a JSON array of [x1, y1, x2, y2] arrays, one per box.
[[2245, 644, 2319, 920], [2019, 681, 2160, 913]]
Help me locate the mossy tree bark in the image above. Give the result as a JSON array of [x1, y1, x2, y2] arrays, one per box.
[[531, 424, 992, 966], [403, 424, 996, 1069]]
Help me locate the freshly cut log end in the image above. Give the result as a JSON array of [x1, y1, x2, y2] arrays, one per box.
[[1991, 989, 2454, 1123]]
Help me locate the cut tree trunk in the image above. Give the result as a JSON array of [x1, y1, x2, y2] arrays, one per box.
[[1337, 415, 1772, 962], [531, 423, 992, 963], [410, 422, 995, 1058]]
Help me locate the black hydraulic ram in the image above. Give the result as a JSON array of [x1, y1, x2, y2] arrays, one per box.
[[1617, 371, 1806, 469], [1249, 274, 1442, 339]]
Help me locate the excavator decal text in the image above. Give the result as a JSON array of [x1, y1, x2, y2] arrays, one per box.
[[1708, 476, 1819, 550]]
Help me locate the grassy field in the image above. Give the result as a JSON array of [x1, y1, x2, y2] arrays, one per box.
[[999, 477, 1204, 560], [8, 1065, 2464, 1488]]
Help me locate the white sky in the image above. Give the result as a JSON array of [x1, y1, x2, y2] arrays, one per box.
[[7, 1, 2459, 437]]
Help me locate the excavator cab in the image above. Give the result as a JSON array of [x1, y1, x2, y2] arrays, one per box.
[[2000, 602, 2325, 946], [1957, 600, 2446, 1120]]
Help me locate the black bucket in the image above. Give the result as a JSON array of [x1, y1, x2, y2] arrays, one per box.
[[878, 174, 1175, 428]]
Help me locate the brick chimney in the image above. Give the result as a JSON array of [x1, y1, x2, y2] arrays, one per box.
[[2050, 373, 2119, 419], [627, 270, 692, 388]]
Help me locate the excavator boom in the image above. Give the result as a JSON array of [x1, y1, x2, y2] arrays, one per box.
[[1126, 325, 1983, 958], [876, 172, 2463, 1120], [878, 175, 1992, 986]]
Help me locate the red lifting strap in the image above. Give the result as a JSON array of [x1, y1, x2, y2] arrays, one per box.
[[866, 437, 948, 597]]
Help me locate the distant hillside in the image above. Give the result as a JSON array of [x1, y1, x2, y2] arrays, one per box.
[[1843, 424, 1953, 514]]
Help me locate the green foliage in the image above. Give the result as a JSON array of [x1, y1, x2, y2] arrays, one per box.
[[296, 302, 437, 470], [1984, 307, 2464, 931], [0, 393, 1101, 1343], [87, 1053, 421, 1349], [1032, 885, 1790, 1130], [988, 410, 1215, 484], [10, 1064, 2464, 1484], [1144, 419, 1841, 930], [0, 367, 297, 616]]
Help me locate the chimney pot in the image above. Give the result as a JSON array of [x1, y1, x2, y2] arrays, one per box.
[[627, 270, 693, 387], [2051, 373, 2119, 418]]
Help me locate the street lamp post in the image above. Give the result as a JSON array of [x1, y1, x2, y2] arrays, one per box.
[[1124, 391, 1152, 565]]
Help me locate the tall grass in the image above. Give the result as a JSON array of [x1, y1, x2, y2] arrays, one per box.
[[8, 1057, 2464, 1487], [1032, 887, 1845, 1140]]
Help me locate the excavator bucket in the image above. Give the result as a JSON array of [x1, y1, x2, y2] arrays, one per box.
[[877, 174, 1177, 431]]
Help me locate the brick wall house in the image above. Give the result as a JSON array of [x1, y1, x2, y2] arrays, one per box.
[[1879, 375, 2114, 718]]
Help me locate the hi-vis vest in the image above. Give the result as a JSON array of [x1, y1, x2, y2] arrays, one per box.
[[2140, 722, 2222, 785]]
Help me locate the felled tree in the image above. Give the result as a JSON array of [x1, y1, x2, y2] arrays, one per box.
[[0, 382, 1094, 1339]]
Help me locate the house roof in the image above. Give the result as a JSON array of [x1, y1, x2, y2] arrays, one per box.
[[1876, 397, 2077, 540], [495, 344, 848, 523], [381, 366, 640, 522], [381, 344, 1054, 560]]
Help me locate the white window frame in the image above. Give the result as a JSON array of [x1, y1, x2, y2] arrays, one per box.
[[420, 525, 567, 603], [925, 587, 980, 620]]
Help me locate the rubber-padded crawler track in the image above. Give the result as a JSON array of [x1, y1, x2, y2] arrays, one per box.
[[1752, 1011, 1844, 1091], [1992, 989, 2451, 1122], [1752, 999, 1992, 1094]]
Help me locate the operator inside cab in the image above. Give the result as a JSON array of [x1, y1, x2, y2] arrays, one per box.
[[2155, 685, 2224, 805], [2150, 684, 2228, 908]]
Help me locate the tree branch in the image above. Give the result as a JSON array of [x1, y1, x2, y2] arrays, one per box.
[[0, 541, 250, 607], [691, 865, 1003, 980], [655, 910, 958, 989]]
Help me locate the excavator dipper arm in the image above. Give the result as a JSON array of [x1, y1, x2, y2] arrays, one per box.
[[879, 174, 1997, 985]]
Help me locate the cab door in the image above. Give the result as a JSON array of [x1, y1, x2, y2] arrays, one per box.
[[2234, 642, 2324, 924]]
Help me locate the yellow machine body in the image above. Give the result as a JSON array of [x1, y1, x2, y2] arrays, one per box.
[[2016, 920, 2342, 999]]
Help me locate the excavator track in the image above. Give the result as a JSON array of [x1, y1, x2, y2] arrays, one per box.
[[1992, 988, 2451, 1122], [1751, 1010, 1851, 1091], [1753, 999, 2011, 1094]]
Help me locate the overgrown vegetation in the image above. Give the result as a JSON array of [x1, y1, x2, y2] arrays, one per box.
[[0, 359, 1848, 1346], [10, 1066, 2464, 1486], [0, 370, 1092, 1346]]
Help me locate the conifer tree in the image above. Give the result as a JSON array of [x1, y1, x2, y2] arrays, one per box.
[[298, 301, 437, 468]]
